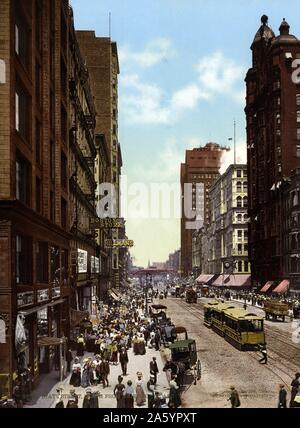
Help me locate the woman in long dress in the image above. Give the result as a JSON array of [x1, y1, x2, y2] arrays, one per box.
[[124, 380, 135, 408], [81, 361, 91, 388], [111, 342, 118, 365], [77, 335, 85, 357], [169, 378, 181, 408], [135, 373, 146, 406], [69, 358, 81, 387], [114, 376, 125, 408]]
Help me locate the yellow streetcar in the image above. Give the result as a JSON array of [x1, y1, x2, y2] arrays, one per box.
[[203, 301, 265, 351]]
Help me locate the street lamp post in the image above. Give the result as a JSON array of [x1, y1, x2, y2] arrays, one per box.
[[145, 273, 152, 315]]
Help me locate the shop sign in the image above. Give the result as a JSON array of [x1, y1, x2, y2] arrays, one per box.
[[90, 217, 125, 229], [17, 291, 34, 307], [91, 256, 100, 273], [0, 318, 6, 343], [37, 289, 49, 303], [105, 239, 134, 248], [78, 249, 88, 273]]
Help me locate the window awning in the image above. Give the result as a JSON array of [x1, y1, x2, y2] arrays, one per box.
[[273, 280, 290, 294], [260, 281, 273, 293], [196, 274, 214, 284]]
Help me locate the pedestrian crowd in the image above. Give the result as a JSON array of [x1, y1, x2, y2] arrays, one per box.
[[53, 291, 182, 408]]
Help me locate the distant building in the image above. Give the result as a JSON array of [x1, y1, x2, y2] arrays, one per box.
[[193, 165, 250, 285], [180, 143, 228, 276]]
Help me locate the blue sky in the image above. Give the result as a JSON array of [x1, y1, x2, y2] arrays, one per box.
[[71, 0, 300, 267]]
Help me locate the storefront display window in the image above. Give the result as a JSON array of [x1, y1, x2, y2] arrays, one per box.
[[50, 246, 60, 287]]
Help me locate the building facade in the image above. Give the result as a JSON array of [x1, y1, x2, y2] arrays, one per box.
[[0, 0, 72, 395], [68, 10, 99, 316], [180, 143, 228, 277], [246, 16, 300, 288], [283, 169, 300, 292], [76, 31, 124, 290], [209, 164, 250, 276]]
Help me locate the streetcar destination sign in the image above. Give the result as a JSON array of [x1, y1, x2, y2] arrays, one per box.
[[90, 217, 125, 229], [105, 239, 134, 248]]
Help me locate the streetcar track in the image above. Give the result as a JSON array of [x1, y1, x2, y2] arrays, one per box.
[[169, 298, 298, 389]]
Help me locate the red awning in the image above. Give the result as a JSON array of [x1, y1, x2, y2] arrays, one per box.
[[260, 281, 273, 293], [211, 275, 230, 286], [273, 280, 290, 294], [196, 274, 214, 284], [224, 274, 251, 287]]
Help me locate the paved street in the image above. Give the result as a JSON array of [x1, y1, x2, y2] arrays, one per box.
[[161, 297, 300, 408]]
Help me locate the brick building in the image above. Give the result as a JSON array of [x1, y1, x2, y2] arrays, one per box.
[[76, 31, 124, 290], [283, 169, 300, 293], [180, 143, 227, 277], [68, 9, 99, 320], [0, 0, 73, 395], [246, 16, 300, 289]]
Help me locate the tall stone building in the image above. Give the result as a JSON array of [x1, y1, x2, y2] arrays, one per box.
[[0, 0, 72, 395], [246, 16, 300, 289], [180, 143, 227, 277], [76, 31, 124, 290], [209, 164, 250, 279]]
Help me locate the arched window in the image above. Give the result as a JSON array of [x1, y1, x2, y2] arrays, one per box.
[[237, 196, 242, 208], [244, 214, 248, 222], [238, 261, 243, 272], [237, 214, 242, 222], [243, 196, 248, 208], [243, 182, 248, 193], [236, 181, 242, 192]]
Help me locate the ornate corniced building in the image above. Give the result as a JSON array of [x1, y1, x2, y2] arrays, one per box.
[[246, 16, 300, 289], [68, 9, 99, 315], [0, 0, 72, 395]]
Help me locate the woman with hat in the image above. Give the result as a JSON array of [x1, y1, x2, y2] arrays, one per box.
[[123, 380, 135, 408], [81, 359, 91, 388], [76, 334, 85, 357], [135, 372, 146, 406], [169, 376, 181, 408], [69, 357, 81, 387], [114, 375, 125, 408]]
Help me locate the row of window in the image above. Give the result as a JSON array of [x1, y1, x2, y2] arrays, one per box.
[[236, 196, 248, 208], [236, 182, 248, 193], [16, 236, 68, 286]]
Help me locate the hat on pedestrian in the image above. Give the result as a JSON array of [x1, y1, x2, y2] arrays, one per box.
[[70, 388, 75, 393], [230, 385, 235, 390], [86, 387, 92, 393], [137, 371, 143, 377]]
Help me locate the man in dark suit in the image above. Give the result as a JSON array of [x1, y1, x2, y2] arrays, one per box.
[[119, 347, 129, 376], [150, 357, 159, 385]]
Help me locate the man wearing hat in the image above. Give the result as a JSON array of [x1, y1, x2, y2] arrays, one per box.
[[278, 384, 287, 408], [119, 347, 129, 376], [290, 372, 300, 407], [66, 389, 78, 408], [146, 375, 155, 408], [149, 357, 159, 385]]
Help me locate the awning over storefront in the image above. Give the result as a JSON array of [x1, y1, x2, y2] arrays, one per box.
[[211, 274, 230, 286], [38, 336, 66, 347], [223, 274, 251, 288], [196, 274, 214, 284], [273, 280, 290, 294], [70, 308, 89, 327], [211, 274, 251, 287], [260, 281, 273, 293]]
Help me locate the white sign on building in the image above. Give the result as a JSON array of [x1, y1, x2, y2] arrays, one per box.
[[78, 249, 88, 273], [0, 60, 5, 84], [91, 256, 100, 273]]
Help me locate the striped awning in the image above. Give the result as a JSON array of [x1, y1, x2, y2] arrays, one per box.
[[260, 281, 273, 293], [223, 274, 251, 287], [211, 275, 230, 286], [273, 280, 290, 294], [196, 274, 214, 284]]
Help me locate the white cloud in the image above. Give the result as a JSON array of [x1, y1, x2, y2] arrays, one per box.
[[119, 38, 176, 69], [120, 50, 246, 125], [220, 139, 247, 174], [196, 51, 246, 103]]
